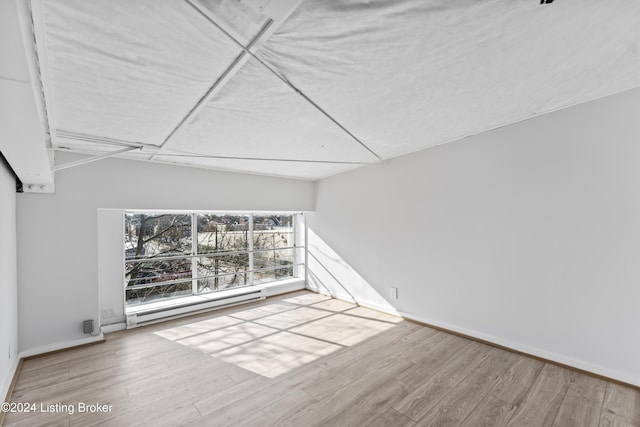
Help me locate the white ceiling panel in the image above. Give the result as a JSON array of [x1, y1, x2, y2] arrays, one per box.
[[166, 58, 379, 163], [258, 0, 640, 159], [41, 0, 242, 145], [194, 0, 269, 46]]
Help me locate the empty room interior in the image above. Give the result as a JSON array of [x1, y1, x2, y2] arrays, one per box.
[[1, 0, 640, 426]]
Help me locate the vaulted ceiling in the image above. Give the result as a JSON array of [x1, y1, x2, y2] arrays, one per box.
[[14, 0, 640, 180]]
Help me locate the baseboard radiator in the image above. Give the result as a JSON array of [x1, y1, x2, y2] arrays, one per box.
[[126, 287, 266, 328]]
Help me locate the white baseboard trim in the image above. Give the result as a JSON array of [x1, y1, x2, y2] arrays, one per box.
[[19, 334, 105, 359], [100, 323, 126, 334]]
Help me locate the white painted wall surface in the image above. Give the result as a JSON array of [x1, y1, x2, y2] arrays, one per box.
[[307, 87, 640, 386], [97, 209, 125, 327], [17, 153, 314, 353], [0, 160, 19, 400]]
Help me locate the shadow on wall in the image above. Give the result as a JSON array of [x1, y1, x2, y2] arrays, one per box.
[[306, 229, 398, 314]]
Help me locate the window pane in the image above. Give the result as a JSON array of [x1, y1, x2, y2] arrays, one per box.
[[196, 254, 249, 293], [253, 247, 294, 270], [125, 258, 192, 287], [126, 281, 193, 304], [254, 267, 294, 285], [253, 214, 294, 251], [197, 214, 248, 254], [253, 215, 294, 284], [197, 272, 248, 293], [125, 213, 191, 260], [253, 246, 294, 285]]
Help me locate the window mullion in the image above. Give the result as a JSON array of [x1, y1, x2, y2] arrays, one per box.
[[248, 213, 254, 286], [191, 212, 198, 295], [294, 213, 299, 278]]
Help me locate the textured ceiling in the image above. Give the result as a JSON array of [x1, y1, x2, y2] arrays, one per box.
[[33, 0, 640, 180]]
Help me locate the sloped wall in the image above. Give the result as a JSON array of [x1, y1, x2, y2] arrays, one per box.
[[307, 88, 640, 386]]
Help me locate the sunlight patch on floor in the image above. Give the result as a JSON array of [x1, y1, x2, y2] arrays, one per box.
[[154, 293, 400, 378], [154, 315, 243, 341], [215, 332, 342, 378]]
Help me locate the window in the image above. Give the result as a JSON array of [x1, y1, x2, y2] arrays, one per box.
[[124, 211, 302, 305], [195, 214, 249, 292], [253, 214, 295, 284]]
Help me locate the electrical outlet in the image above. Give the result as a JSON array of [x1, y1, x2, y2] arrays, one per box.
[[83, 319, 94, 334], [390, 287, 398, 299], [102, 307, 116, 318]]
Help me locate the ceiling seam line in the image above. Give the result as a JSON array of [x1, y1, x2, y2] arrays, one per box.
[[185, 0, 383, 163], [150, 17, 276, 161], [55, 147, 372, 165], [53, 147, 141, 171], [56, 130, 149, 149], [135, 153, 373, 165]]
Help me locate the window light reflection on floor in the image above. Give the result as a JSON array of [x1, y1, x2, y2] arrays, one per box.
[[154, 292, 402, 378]]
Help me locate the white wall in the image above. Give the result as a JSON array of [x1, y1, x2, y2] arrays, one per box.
[[0, 159, 19, 400], [307, 87, 640, 386], [17, 152, 314, 353], [97, 209, 125, 327]]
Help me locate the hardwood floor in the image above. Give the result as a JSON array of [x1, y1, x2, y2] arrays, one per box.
[[4, 291, 640, 426]]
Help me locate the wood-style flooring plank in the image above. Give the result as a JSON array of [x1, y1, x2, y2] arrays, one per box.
[[302, 324, 428, 400], [505, 363, 575, 426], [459, 355, 545, 427], [415, 347, 518, 426], [319, 377, 414, 427], [226, 389, 315, 427], [395, 333, 473, 387], [370, 408, 417, 427], [3, 413, 70, 427], [553, 373, 607, 427], [600, 383, 640, 427], [393, 341, 494, 421], [278, 357, 414, 427]]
